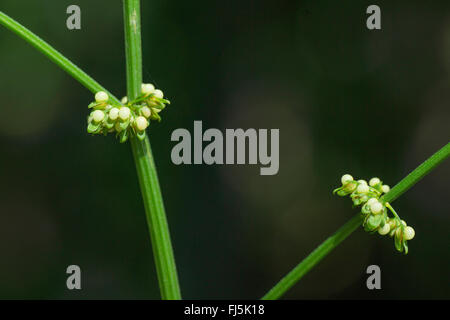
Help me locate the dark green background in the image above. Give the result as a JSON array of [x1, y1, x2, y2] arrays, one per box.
[[0, 0, 448, 299]]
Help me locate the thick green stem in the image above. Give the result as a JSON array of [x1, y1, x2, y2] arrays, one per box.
[[262, 142, 450, 300], [0, 11, 121, 106], [123, 0, 181, 300], [0, 6, 181, 300]]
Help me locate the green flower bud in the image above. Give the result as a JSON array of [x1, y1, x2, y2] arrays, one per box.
[[119, 107, 131, 120], [341, 174, 353, 185], [109, 108, 120, 120], [357, 184, 369, 194], [343, 181, 357, 192], [378, 223, 390, 235], [92, 110, 105, 123], [404, 226, 415, 240], [95, 91, 109, 103], [369, 177, 381, 187], [142, 83, 155, 95], [153, 89, 164, 99], [135, 116, 148, 131], [370, 201, 383, 214], [141, 106, 151, 118]]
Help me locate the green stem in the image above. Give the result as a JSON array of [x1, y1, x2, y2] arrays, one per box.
[[262, 214, 363, 300], [385, 202, 401, 221], [0, 11, 121, 106], [123, 0, 181, 300], [381, 142, 450, 203], [262, 142, 450, 300], [0, 6, 181, 300]]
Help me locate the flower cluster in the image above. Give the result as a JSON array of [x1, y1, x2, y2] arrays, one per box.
[[86, 83, 170, 143], [334, 174, 415, 254]]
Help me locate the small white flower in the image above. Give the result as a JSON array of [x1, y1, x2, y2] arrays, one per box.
[[141, 83, 155, 95], [357, 184, 369, 194], [121, 96, 128, 104], [378, 224, 390, 235], [92, 110, 105, 122], [153, 89, 164, 99], [119, 107, 131, 120], [135, 116, 148, 131], [141, 106, 151, 118], [370, 201, 383, 214], [404, 226, 415, 240], [109, 108, 120, 120], [367, 198, 378, 206], [95, 91, 109, 103], [381, 185, 390, 193], [369, 177, 380, 187], [341, 174, 353, 185]]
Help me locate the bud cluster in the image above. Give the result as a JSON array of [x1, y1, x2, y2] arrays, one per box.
[[333, 174, 415, 254], [86, 83, 170, 143]]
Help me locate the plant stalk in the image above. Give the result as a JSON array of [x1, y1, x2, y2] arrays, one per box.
[[262, 142, 450, 300], [0, 5, 181, 300], [0, 11, 121, 106], [123, 0, 181, 300]]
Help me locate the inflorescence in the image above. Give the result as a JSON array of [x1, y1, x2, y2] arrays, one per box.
[[86, 83, 170, 143], [334, 174, 415, 254]]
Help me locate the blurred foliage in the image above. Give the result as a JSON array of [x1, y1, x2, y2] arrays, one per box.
[[0, 0, 448, 299]]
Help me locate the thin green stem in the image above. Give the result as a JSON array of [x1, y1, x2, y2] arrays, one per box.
[[262, 214, 363, 300], [123, 0, 181, 300], [381, 142, 450, 203], [262, 142, 450, 300], [385, 203, 401, 220], [0, 11, 121, 106]]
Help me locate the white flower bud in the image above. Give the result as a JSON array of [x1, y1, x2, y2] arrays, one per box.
[[357, 179, 368, 185], [135, 116, 148, 131], [367, 198, 378, 206], [341, 174, 353, 185], [141, 106, 151, 118], [109, 108, 119, 120], [153, 89, 164, 99], [357, 184, 369, 194], [381, 185, 390, 193], [119, 107, 131, 120], [95, 91, 109, 103], [401, 220, 407, 226], [404, 226, 415, 240], [92, 110, 105, 122], [141, 83, 155, 95], [378, 223, 390, 235], [121, 96, 128, 104], [369, 177, 381, 186], [370, 201, 383, 214]]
